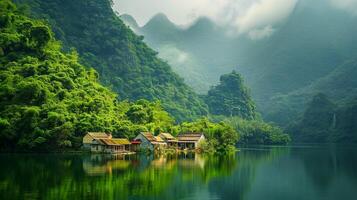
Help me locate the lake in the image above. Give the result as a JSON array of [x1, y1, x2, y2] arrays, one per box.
[[1, 145, 357, 200]]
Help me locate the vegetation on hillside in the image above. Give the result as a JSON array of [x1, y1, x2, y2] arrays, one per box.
[[15, 0, 208, 122], [125, 7, 357, 145], [288, 93, 357, 143], [0, 1, 174, 151], [205, 71, 257, 120], [225, 117, 291, 145], [177, 118, 239, 154], [0, 0, 295, 153]]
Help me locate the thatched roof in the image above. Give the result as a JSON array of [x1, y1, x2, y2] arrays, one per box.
[[87, 132, 111, 139], [177, 133, 204, 142], [97, 138, 130, 146], [159, 133, 178, 142], [141, 132, 156, 142]]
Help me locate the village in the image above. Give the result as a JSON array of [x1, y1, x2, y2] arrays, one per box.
[[82, 132, 206, 154]]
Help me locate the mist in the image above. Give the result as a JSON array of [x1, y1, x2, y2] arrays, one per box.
[[114, 0, 298, 38]]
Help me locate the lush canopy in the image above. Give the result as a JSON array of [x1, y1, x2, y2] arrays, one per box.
[[15, 0, 208, 122], [0, 1, 175, 151]]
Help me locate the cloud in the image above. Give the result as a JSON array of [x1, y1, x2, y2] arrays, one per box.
[[158, 44, 190, 65], [232, 0, 298, 34], [248, 25, 275, 40], [114, 0, 298, 39], [330, 0, 357, 15]]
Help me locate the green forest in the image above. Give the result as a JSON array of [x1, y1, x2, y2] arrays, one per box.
[[14, 0, 208, 122], [0, 0, 291, 152]]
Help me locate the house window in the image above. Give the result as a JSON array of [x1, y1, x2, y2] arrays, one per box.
[[96, 145, 98, 151]]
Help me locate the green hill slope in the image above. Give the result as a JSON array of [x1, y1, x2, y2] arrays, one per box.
[[15, 0, 208, 121], [0, 1, 123, 150], [0, 0, 179, 151]]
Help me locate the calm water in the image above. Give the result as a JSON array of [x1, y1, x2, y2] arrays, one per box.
[[1, 145, 357, 200]]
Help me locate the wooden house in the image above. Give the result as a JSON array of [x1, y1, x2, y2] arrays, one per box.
[[91, 138, 131, 154], [133, 132, 167, 151], [82, 132, 112, 149], [158, 133, 178, 148], [177, 133, 205, 150]]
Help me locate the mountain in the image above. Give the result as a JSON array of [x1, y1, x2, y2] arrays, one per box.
[[266, 57, 357, 125], [0, 0, 174, 150], [126, 1, 357, 118], [141, 13, 182, 44], [119, 14, 140, 32], [288, 93, 357, 143], [205, 71, 257, 120], [137, 14, 234, 92], [15, 0, 208, 122]]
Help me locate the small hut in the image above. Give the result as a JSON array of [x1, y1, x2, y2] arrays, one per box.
[[177, 133, 205, 150], [133, 132, 167, 151], [91, 138, 131, 154], [82, 132, 112, 149], [158, 133, 178, 148]]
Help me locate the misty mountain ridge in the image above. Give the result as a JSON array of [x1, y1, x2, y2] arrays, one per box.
[[120, 4, 357, 127]]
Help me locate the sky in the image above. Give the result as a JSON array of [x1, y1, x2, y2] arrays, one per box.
[[113, 0, 357, 38]]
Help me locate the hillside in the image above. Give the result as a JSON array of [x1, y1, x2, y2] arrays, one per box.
[[288, 93, 357, 143], [15, 0, 208, 122], [205, 71, 257, 120], [124, 0, 357, 115], [266, 57, 357, 125], [0, 0, 176, 150]]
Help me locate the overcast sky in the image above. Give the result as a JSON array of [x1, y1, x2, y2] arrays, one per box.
[[113, 0, 357, 38]]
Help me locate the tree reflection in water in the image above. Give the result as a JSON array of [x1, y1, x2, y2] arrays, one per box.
[[0, 153, 238, 200]]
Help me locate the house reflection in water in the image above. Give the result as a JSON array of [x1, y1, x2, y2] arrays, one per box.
[[82, 154, 132, 176], [82, 153, 207, 176]]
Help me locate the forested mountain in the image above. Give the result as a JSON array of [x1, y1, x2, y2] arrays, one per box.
[[121, 13, 234, 92], [288, 93, 357, 143], [118, 0, 357, 143], [119, 14, 140, 33], [14, 0, 208, 122], [266, 57, 357, 125], [124, 0, 357, 115], [205, 71, 257, 120], [0, 0, 177, 151]]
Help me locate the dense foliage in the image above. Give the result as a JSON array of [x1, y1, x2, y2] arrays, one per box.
[[205, 71, 257, 119], [224, 117, 291, 145], [177, 118, 239, 154], [0, 1, 175, 151], [0, 0, 294, 152], [15, 0, 208, 122], [288, 93, 357, 143]]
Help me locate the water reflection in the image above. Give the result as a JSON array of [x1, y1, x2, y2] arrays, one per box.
[[1, 146, 357, 200]]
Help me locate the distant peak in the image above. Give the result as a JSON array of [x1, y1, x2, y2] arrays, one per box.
[[120, 14, 139, 27], [120, 14, 136, 21], [187, 16, 216, 31], [151, 13, 170, 21], [143, 13, 178, 30], [146, 13, 177, 26], [194, 17, 214, 26]]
